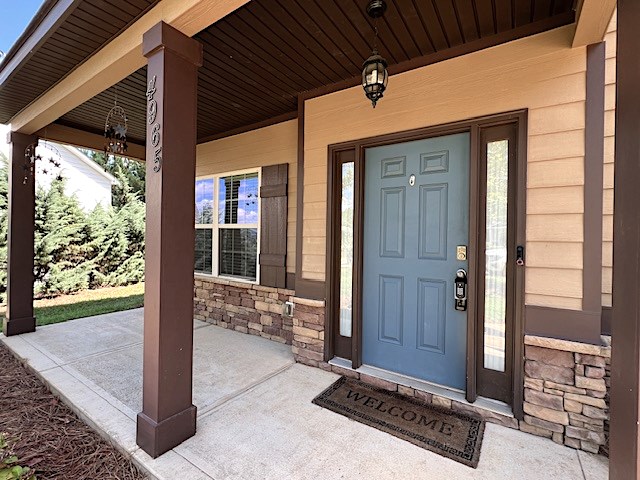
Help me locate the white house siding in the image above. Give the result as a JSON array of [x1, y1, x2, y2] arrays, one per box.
[[35, 142, 115, 211]]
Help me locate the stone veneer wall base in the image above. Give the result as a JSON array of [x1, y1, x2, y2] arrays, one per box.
[[194, 279, 610, 456]]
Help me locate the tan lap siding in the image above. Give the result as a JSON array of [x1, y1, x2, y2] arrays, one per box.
[[602, 12, 617, 307], [303, 25, 586, 309], [196, 119, 298, 273]]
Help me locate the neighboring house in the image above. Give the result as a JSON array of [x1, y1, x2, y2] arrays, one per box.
[[2, 0, 638, 474], [35, 141, 117, 211]]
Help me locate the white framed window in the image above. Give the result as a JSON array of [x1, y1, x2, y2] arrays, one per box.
[[195, 168, 261, 283]]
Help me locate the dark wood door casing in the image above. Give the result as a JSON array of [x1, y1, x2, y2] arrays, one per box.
[[326, 111, 526, 416]]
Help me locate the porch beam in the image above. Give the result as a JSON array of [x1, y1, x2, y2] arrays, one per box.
[[3, 132, 38, 336], [609, 0, 640, 478], [572, 0, 616, 47], [136, 21, 202, 459], [8, 0, 249, 136], [36, 123, 146, 161]]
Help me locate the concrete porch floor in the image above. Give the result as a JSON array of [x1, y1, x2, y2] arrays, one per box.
[[1, 309, 608, 480]]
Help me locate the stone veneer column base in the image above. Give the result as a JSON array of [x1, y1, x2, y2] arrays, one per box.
[[194, 277, 294, 344], [522, 335, 611, 454]]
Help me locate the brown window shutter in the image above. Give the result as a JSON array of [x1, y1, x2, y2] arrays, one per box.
[[260, 164, 288, 288]]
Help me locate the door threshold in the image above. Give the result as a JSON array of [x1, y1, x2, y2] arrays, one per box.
[[329, 357, 514, 419]]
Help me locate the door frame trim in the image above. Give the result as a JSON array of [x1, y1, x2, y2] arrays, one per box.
[[325, 110, 527, 419]]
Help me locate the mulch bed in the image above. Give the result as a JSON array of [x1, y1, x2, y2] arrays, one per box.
[[0, 344, 147, 479]]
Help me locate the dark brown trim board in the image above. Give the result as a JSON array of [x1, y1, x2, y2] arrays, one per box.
[[293, 95, 326, 301], [601, 306, 612, 336], [325, 111, 527, 414], [583, 42, 605, 317], [610, 1, 640, 477], [525, 306, 603, 344]]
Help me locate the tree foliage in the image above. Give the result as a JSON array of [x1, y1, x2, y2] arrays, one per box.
[[0, 153, 145, 300]]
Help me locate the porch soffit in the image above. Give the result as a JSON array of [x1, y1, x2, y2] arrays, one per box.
[[0, 0, 161, 125], [2, 0, 577, 146]]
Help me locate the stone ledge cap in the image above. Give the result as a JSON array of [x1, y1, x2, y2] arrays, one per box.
[[525, 335, 610, 358]]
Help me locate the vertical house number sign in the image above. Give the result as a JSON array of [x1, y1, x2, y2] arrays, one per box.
[[146, 75, 162, 173]]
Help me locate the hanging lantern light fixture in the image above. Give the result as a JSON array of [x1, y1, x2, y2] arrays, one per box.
[[104, 86, 129, 155], [362, 0, 389, 108]]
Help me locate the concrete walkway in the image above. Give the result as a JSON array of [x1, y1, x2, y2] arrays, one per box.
[[1, 309, 608, 480]]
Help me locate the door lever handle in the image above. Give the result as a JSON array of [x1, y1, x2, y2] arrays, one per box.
[[516, 245, 525, 266], [454, 269, 467, 311]]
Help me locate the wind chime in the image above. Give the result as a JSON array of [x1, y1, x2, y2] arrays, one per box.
[[23, 140, 63, 185], [104, 85, 128, 155]]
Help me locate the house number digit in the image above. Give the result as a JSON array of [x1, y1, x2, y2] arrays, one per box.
[[146, 75, 162, 172]]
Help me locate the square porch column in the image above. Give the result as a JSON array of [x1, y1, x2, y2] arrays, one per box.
[[136, 22, 203, 458], [610, 0, 640, 477], [3, 132, 38, 336]]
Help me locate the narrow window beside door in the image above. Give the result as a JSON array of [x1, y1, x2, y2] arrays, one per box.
[[483, 140, 509, 372], [340, 162, 355, 338]]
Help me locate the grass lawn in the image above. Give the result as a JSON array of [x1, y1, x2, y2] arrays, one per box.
[[0, 283, 144, 327]]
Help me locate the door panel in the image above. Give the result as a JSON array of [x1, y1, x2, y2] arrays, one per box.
[[362, 133, 470, 389]]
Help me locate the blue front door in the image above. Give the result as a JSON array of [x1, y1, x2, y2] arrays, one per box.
[[362, 133, 470, 390]]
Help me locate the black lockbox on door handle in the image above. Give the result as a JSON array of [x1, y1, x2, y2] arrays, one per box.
[[454, 269, 467, 312]]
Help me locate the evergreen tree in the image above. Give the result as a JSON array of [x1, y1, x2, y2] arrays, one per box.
[[34, 178, 92, 295], [85, 150, 145, 207]]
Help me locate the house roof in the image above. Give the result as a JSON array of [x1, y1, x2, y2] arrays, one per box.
[[1, 0, 577, 144]]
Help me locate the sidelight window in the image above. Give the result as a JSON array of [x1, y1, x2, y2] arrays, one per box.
[[483, 140, 509, 372]]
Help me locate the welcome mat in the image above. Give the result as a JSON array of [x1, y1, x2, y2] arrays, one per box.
[[312, 376, 485, 468]]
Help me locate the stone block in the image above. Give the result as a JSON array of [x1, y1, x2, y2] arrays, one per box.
[[524, 377, 544, 391], [331, 365, 359, 379], [525, 345, 574, 368], [523, 402, 569, 425], [431, 396, 452, 409], [552, 432, 564, 445], [569, 413, 604, 427], [255, 301, 270, 312], [581, 442, 600, 454], [564, 399, 583, 414], [585, 366, 605, 379], [292, 325, 320, 340], [544, 388, 565, 396], [359, 374, 397, 392], [565, 426, 605, 445], [519, 422, 553, 439], [525, 361, 573, 385], [575, 364, 585, 376], [414, 390, 433, 404], [586, 389, 607, 399], [398, 385, 415, 397], [565, 437, 581, 449], [564, 393, 607, 409], [575, 354, 606, 368], [575, 376, 606, 392], [260, 315, 273, 326], [582, 405, 608, 420], [523, 414, 564, 433], [452, 402, 518, 429], [543, 381, 587, 395], [525, 388, 564, 411]]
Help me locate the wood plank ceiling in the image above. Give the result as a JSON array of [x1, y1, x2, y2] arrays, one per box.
[[9, 0, 576, 145], [0, 0, 159, 126]]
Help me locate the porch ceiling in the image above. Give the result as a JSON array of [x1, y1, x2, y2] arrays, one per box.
[[4, 0, 576, 145], [0, 0, 160, 126]]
